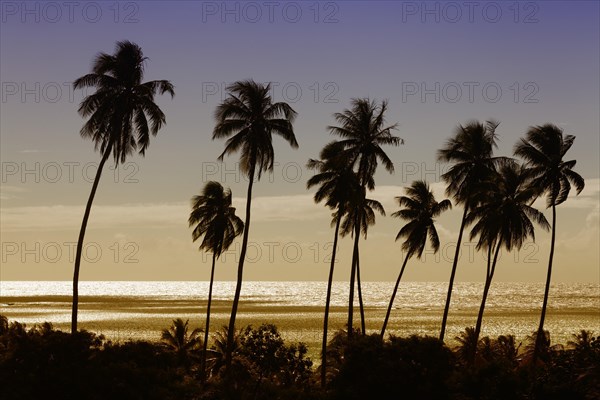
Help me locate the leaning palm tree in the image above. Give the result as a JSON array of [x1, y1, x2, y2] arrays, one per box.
[[212, 79, 298, 367], [189, 181, 244, 380], [466, 163, 550, 354], [328, 98, 402, 334], [381, 181, 452, 337], [514, 124, 584, 359], [71, 41, 174, 333], [339, 186, 385, 338], [436, 120, 507, 341], [307, 141, 361, 387]]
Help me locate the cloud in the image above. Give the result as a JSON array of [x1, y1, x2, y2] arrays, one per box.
[[232, 194, 325, 222], [0, 185, 28, 201], [0, 194, 328, 232], [558, 205, 600, 251], [19, 149, 47, 154], [1, 179, 597, 233]]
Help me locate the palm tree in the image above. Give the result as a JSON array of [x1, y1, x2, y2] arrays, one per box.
[[328, 98, 402, 335], [212, 79, 298, 367], [514, 124, 584, 359], [71, 41, 174, 333], [161, 318, 202, 367], [454, 327, 479, 365], [205, 326, 243, 376], [436, 120, 506, 341], [568, 330, 595, 352], [307, 141, 361, 387], [189, 181, 244, 380], [381, 181, 451, 337], [466, 163, 550, 354], [339, 186, 385, 338]]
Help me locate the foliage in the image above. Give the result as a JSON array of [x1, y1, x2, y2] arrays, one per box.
[[1, 317, 599, 399], [330, 333, 455, 400]]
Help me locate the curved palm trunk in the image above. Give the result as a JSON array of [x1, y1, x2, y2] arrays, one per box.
[[535, 204, 556, 360], [201, 252, 217, 382], [381, 252, 410, 337], [474, 239, 502, 347], [440, 205, 469, 341], [347, 224, 360, 339], [320, 212, 342, 388], [71, 144, 112, 333], [226, 164, 255, 368], [356, 247, 366, 335]]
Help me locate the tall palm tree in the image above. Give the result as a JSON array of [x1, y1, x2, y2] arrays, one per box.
[[436, 120, 506, 341], [381, 181, 451, 337], [514, 124, 584, 358], [307, 141, 361, 387], [328, 98, 402, 335], [339, 186, 385, 338], [189, 181, 244, 380], [212, 79, 298, 367], [71, 41, 174, 333], [466, 163, 550, 354]]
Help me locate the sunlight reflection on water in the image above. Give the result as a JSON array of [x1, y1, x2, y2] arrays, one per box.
[[2, 281, 598, 360]]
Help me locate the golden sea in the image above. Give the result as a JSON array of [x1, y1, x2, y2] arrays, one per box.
[[1, 281, 599, 361]]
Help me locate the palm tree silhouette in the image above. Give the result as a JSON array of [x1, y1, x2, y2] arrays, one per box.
[[161, 318, 202, 368], [436, 120, 507, 341], [71, 41, 174, 333], [466, 163, 549, 356], [189, 181, 244, 380], [381, 180, 451, 337], [307, 141, 361, 387], [514, 124, 584, 359], [328, 98, 402, 335], [212, 79, 298, 367], [567, 329, 595, 352], [205, 325, 242, 377], [454, 327, 479, 365], [339, 186, 385, 338]]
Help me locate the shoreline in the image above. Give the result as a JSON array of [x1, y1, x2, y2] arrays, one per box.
[[3, 295, 598, 362]]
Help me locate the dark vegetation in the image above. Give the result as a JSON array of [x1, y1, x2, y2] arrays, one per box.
[[1, 315, 598, 400]]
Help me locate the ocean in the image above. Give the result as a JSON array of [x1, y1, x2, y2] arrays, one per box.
[[1, 281, 598, 360]]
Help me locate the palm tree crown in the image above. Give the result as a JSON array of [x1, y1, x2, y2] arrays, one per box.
[[307, 141, 361, 212], [213, 79, 298, 179], [328, 98, 402, 189], [189, 181, 244, 257], [393, 180, 452, 258], [467, 163, 550, 251], [514, 124, 584, 206], [74, 40, 175, 163], [339, 187, 385, 239], [161, 318, 202, 354], [437, 120, 506, 205]]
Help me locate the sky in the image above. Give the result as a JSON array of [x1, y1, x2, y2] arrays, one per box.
[[0, 1, 599, 283]]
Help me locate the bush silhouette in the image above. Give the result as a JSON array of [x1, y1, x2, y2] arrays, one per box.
[[331, 334, 454, 400]]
